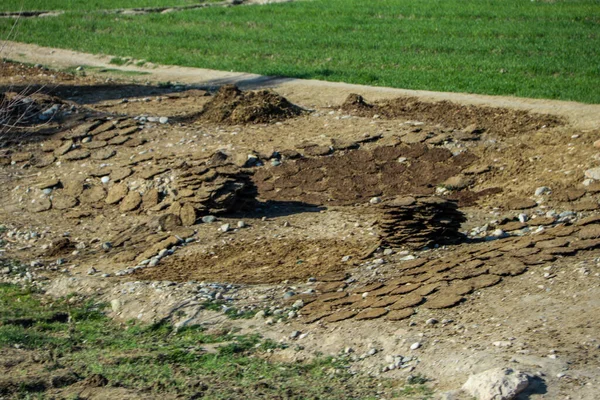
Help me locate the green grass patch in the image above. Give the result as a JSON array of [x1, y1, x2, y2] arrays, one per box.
[[1, 0, 598, 103], [0, 283, 384, 398], [0, 0, 218, 12]]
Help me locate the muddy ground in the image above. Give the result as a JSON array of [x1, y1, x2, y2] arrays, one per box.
[[1, 52, 599, 400]]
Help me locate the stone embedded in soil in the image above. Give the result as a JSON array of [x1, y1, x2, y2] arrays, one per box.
[[119, 191, 142, 212], [462, 367, 530, 400], [105, 183, 129, 205], [584, 167, 600, 180]]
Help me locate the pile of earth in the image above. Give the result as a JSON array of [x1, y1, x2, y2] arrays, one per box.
[[341, 93, 564, 136], [199, 84, 304, 124]]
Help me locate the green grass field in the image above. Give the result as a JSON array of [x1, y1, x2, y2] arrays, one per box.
[[0, 0, 214, 12], [1, 0, 599, 103]]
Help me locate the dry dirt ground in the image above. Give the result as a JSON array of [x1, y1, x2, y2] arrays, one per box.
[[1, 44, 600, 399]]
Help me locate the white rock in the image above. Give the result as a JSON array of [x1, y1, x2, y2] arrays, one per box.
[[292, 299, 304, 308], [517, 213, 528, 223], [410, 342, 421, 350], [220, 223, 230, 233], [100, 176, 110, 184], [462, 368, 530, 400], [584, 167, 600, 180], [159, 117, 169, 124], [491, 229, 508, 238], [370, 196, 382, 204], [237, 220, 245, 228], [534, 186, 551, 196], [493, 341, 512, 348], [110, 299, 121, 313]]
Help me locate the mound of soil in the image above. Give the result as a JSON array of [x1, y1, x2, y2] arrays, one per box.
[[200, 85, 303, 124], [341, 93, 564, 136]]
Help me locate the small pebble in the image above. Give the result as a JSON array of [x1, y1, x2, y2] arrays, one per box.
[[370, 197, 382, 205], [410, 342, 421, 350]]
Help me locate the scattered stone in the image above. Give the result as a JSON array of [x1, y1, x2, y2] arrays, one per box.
[[410, 342, 421, 350], [370, 197, 382, 205], [534, 186, 551, 196], [461, 368, 530, 400], [220, 223, 230, 233], [202, 215, 217, 223], [584, 167, 600, 180]]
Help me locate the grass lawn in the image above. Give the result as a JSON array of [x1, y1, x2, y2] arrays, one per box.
[[1, 0, 599, 103], [0, 0, 215, 12], [0, 282, 396, 398]]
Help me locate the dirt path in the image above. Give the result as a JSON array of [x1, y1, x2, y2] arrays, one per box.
[[3, 40, 600, 130]]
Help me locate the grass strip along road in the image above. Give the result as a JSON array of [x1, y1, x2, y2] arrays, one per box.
[[1, 0, 598, 103]]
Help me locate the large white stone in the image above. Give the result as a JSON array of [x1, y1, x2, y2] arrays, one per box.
[[584, 167, 600, 180], [461, 368, 529, 400]]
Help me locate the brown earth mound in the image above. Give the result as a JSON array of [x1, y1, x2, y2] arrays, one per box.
[[199, 84, 303, 124], [341, 93, 564, 137]]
